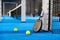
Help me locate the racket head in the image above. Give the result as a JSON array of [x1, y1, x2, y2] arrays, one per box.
[[33, 19, 42, 32]]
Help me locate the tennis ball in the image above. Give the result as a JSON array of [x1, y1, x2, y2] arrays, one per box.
[[14, 28, 18, 32], [26, 30, 30, 35]]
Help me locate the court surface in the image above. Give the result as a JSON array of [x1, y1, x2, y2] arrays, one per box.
[[0, 16, 60, 40]]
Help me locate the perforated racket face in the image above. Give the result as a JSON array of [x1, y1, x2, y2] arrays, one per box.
[[33, 20, 42, 32]]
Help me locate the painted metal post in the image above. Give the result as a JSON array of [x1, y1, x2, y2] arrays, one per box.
[[40, 0, 49, 31], [21, 0, 26, 22], [0, 0, 2, 22], [50, 0, 53, 30]]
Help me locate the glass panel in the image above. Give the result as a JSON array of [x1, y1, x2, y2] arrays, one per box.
[[52, 0, 60, 34]]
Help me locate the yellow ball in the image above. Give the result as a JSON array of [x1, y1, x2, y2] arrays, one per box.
[[26, 30, 30, 35], [14, 28, 18, 32]]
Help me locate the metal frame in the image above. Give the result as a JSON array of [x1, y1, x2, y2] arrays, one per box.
[[8, 0, 26, 22], [0, 0, 52, 30], [0, 0, 26, 22], [3, 2, 17, 16]]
